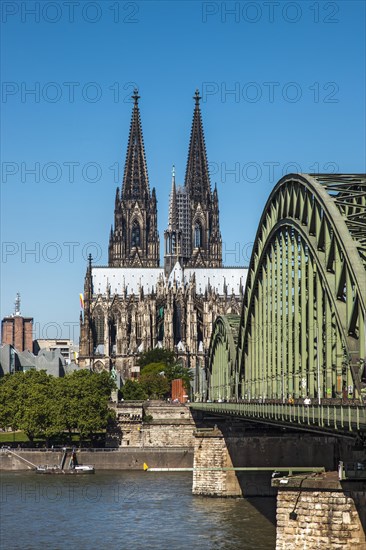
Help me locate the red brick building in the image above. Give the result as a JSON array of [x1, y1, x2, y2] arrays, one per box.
[[1, 292, 33, 351], [1, 294, 33, 352], [1, 315, 33, 352]]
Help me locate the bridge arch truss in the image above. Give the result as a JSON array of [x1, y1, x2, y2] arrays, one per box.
[[207, 314, 240, 401], [209, 174, 366, 403]]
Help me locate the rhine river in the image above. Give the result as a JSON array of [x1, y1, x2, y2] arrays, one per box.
[[0, 471, 276, 549]]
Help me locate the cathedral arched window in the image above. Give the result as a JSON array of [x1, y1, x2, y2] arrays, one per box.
[[127, 313, 132, 347], [136, 317, 141, 340], [95, 315, 104, 344], [173, 303, 182, 345], [194, 222, 202, 248], [109, 316, 117, 354], [93, 312, 105, 354], [131, 220, 141, 248]]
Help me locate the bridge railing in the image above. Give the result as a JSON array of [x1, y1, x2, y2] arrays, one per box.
[[189, 402, 366, 433]]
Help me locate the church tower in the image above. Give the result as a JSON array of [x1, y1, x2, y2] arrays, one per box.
[[164, 166, 183, 276], [184, 90, 222, 267], [108, 90, 160, 267]]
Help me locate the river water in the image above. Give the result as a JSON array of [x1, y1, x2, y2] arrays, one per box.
[[0, 471, 276, 549]]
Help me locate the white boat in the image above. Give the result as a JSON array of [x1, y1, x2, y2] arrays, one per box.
[[74, 465, 95, 473], [35, 449, 95, 474], [36, 464, 94, 474]]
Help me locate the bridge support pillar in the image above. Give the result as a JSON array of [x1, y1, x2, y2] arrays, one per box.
[[192, 428, 242, 497], [272, 474, 366, 549]]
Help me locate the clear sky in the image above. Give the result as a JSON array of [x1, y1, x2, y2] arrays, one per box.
[[1, 0, 365, 343]]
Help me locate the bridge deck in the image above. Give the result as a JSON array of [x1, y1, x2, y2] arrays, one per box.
[[189, 402, 366, 435]]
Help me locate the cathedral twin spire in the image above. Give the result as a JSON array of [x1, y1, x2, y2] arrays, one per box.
[[182, 90, 222, 267], [184, 90, 212, 207], [109, 89, 222, 270], [121, 90, 150, 202], [108, 89, 159, 267]]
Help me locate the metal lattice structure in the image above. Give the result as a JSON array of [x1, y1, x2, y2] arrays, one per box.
[[207, 315, 240, 401], [208, 174, 366, 404]]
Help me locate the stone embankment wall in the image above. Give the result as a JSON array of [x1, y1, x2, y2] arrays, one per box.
[[140, 424, 195, 447], [145, 403, 192, 422], [110, 401, 195, 448], [273, 475, 366, 549], [0, 448, 193, 471]]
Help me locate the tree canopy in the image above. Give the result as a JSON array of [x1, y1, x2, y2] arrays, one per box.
[[121, 348, 193, 400], [121, 379, 147, 401], [0, 369, 116, 443], [139, 364, 170, 399], [138, 348, 176, 368]]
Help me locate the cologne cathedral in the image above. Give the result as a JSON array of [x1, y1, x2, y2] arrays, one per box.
[[79, 90, 246, 385]]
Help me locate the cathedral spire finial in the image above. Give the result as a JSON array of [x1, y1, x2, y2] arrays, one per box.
[[121, 88, 150, 201], [132, 88, 140, 105], [185, 89, 210, 204]]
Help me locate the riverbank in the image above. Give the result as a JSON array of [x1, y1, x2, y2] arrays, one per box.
[[0, 447, 194, 471]]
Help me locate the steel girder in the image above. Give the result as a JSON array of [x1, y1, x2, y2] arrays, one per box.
[[311, 174, 366, 268], [236, 174, 366, 403], [207, 314, 240, 401]]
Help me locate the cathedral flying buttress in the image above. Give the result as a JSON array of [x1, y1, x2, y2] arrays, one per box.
[[79, 90, 247, 385]]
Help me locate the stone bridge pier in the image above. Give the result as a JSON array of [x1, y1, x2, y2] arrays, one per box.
[[272, 474, 366, 549], [190, 417, 366, 548], [192, 427, 241, 497]]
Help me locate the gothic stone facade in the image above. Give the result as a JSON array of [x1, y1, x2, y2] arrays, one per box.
[[79, 90, 246, 377]]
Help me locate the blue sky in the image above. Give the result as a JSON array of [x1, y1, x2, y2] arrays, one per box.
[[1, 0, 365, 342]]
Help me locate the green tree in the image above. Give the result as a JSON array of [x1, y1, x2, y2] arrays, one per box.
[[0, 369, 116, 445], [140, 362, 166, 376], [140, 370, 170, 399], [9, 370, 55, 443], [0, 372, 25, 431], [52, 376, 76, 438], [139, 359, 192, 396], [138, 348, 176, 369], [121, 379, 147, 400], [63, 370, 116, 444]]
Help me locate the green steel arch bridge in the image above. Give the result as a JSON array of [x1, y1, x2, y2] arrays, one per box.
[[192, 174, 366, 435]]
